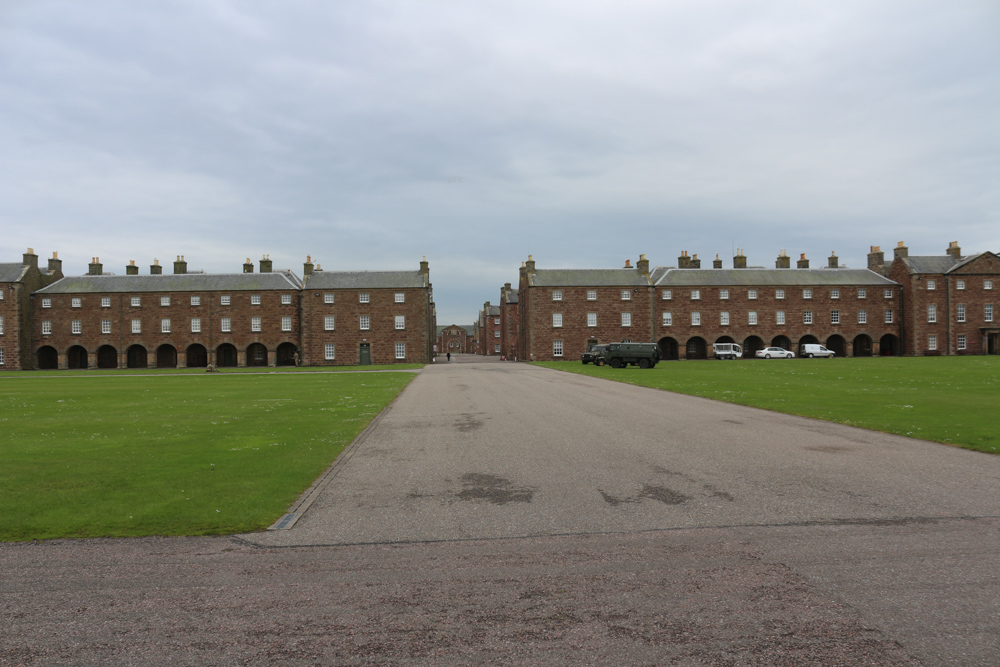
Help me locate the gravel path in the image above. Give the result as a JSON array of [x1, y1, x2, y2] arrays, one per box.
[[2, 358, 998, 665]]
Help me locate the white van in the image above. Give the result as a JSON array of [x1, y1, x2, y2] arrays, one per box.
[[800, 344, 835, 358], [712, 342, 743, 359]]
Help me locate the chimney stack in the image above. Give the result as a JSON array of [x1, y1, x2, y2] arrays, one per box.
[[243, 258, 253, 273], [419, 255, 429, 278], [636, 253, 649, 276], [151, 259, 162, 274], [867, 246, 885, 274], [690, 254, 701, 269], [48, 251, 62, 275], [259, 255, 272, 273], [733, 249, 747, 269], [775, 250, 790, 269], [894, 241, 908, 261], [797, 253, 809, 269], [303, 255, 314, 277], [624, 259, 631, 268], [946, 241, 961, 258], [173, 255, 187, 274], [88, 257, 103, 275], [525, 255, 535, 273], [678, 250, 691, 269], [828, 252, 839, 269], [126, 260, 139, 275], [23, 248, 38, 268], [713, 254, 723, 269]]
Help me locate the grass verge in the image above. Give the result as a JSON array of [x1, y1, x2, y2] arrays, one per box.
[[0, 371, 416, 541], [533, 356, 999, 454]]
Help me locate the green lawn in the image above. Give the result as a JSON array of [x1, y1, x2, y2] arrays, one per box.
[[0, 370, 417, 541], [533, 357, 999, 454]]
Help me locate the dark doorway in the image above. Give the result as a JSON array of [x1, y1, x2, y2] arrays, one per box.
[[156, 345, 177, 368], [37, 346, 58, 369], [657, 337, 678, 361], [217, 343, 238, 367], [716, 336, 736, 344], [987, 332, 999, 355], [742, 336, 765, 358], [97, 345, 117, 369], [127, 345, 147, 369], [67, 345, 88, 369], [879, 334, 901, 356], [798, 335, 819, 349], [186, 344, 208, 368], [276, 342, 297, 366], [853, 334, 873, 357], [247, 343, 268, 367], [826, 335, 847, 357], [360, 343, 371, 365], [771, 335, 792, 351], [685, 337, 707, 360]]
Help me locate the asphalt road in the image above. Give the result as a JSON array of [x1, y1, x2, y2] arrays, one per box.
[[2, 356, 998, 665]]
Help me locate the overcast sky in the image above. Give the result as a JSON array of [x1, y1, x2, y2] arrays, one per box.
[[2, 1, 997, 325]]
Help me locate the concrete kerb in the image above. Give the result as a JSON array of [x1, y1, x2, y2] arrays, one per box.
[[266, 373, 418, 531]]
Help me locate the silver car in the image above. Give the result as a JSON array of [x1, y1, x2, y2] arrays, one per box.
[[755, 347, 795, 359]]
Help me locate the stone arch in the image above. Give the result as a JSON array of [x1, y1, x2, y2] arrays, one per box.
[[771, 335, 792, 351], [67, 345, 88, 369], [97, 345, 118, 369], [216, 343, 238, 367], [247, 343, 268, 367], [685, 337, 707, 360], [657, 337, 679, 361], [715, 335, 737, 344], [879, 334, 901, 356], [126, 345, 148, 369], [156, 344, 177, 368], [742, 336, 765, 357], [276, 342, 297, 366], [798, 335, 819, 354], [826, 335, 847, 358], [37, 346, 58, 369], [186, 344, 208, 368], [853, 334, 873, 357]]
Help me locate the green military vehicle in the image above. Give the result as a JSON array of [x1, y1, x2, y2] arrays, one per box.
[[594, 342, 660, 369], [581, 344, 608, 365]]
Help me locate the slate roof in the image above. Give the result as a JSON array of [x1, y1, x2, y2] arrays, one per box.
[[304, 270, 427, 289], [487, 305, 501, 316], [900, 253, 986, 274], [651, 267, 897, 287], [0, 263, 28, 283], [528, 269, 651, 287], [35, 271, 301, 294]]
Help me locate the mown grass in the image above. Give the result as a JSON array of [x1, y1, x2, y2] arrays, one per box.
[[0, 371, 417, 541], [533, 356, 999, 454]]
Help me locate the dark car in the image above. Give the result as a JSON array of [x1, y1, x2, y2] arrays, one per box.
[[581, 344, 608, 364]]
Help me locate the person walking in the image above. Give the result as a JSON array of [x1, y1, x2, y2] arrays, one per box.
[[447, 352, 451, 361]]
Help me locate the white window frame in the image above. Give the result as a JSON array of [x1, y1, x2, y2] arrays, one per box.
[[251, 294, 261, 305], [191, 318, 201, 333], [986, 304, 994, 323], [985, 280, 993, 290], [957, 304, 966, 323], [101, 297, 111, 308], [553, 340, 563, 357], [928, 304, 937, 323], [395, 315, 405, 330], [360, 315, 370, 330], [281, 294, 292, 305], [587, 290, 597, 301], [359, 292, 370, 303], [42, 320, 52, 335], [191, 296, 201, 306], [775, 289, 784, 300], [928, 334, 938, 351], [494, 330, 500, 338], [748, 289, 757, 300], [131, 319, 141, 334], [0, 349, 3, 365], [325, 343, 335, 360], [42, 297, 52, 308], [748, 311, 757, 325], [395, 292, 405, 303], [884, 289, 893, 299], [494, 344, 501, 353], [101, 319, 111, 334], [957, 280, 965, 291], [621, 290, 632, 301], [661, 289, 672, 300], [395, 342, 406, 360], [161, 318, 171, 333], [830, 289, 840, 299], [719, 289, 729, 300], [281, 316, 292, 332], [885, 310, 893, 324], [160, 296, 170, 307], [72, 297, 81, 308], [957, 334, 967, 350], [220, 295, 231, 306], [553, 313, 563, 328], [720, 311, 729, 325], [858, 310, 867, 324], [220, 317, 231, 333], [857, 288, 866, 299], [804, 311, 813, 324], [831, 310, 840, 325], [131, 296, 141, 307], [587, 312, 597, 327], [621, 312, 632, 327], [552, 290, 563, 301], [251, 317, 261, 332], [803, 289, 813, 299], [927, 280, 936, 290], [324, 293, 335, 304], [71, 320, 82, 334], [324, 316, 335, 331], [690, 289, 700, 300], [776, 311, 786, 325], [691, 311, 701, 326], [662, 312, 672, 326]]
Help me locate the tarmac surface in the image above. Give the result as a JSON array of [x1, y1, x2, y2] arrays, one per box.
[[2, 355, 998, 665]]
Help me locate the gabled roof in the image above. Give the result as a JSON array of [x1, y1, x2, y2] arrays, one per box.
[[900, 252, 988, 275], [487, 305, 501, 316], [0, 263, 28, 283], [652, 267, 897, 287], [437, 324, 473, 335], [35, 272, 301, 294], [528, 268, 651, 287], [304, 270, 427, 289]]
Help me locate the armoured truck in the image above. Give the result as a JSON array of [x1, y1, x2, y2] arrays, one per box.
[[594, 342, 660, 369]]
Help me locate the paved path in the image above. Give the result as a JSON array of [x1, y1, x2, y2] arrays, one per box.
[[2, 358, 998, 665]]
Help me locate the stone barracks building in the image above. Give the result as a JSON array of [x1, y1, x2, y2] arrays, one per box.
[[0, 250, 435, 370], [510, 242, 999, 362]]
